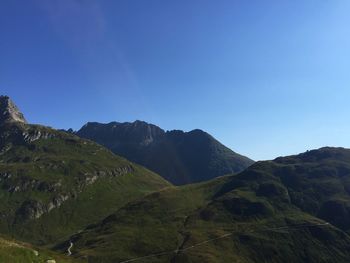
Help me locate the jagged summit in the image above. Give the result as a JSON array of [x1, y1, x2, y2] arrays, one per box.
[[0, 95, 27, 124]]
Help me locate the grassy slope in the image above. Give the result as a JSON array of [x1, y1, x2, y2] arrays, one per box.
[[219, 147, 350, 233], [61, 176, 230, 262], [0, 123, 170, 245], [0, 235, 82, 263], [67, 148, 350, 263]]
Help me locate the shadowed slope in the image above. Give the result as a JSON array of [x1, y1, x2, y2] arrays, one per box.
[[76, 121, 254, 185]]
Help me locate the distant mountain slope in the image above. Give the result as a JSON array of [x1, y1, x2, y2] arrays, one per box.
[[76, 121, 254, 185], [64, 147, 350, 263], [0, 96, 170, 245]]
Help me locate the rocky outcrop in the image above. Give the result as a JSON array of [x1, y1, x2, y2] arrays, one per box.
[[1, 173, 62, 193], [0, 96, 27, 124], [16, 200, 46, 220], [0, 124, 56, 156], [47, 194, 70, 212], [16, 194, 70, 221], [22, 130, 54, 143], [11, 165, 134, 222], [76, 165, 134, 190]]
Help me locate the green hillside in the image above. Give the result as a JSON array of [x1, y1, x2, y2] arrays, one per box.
[[0, 96, 170, 247], [65, 147, 350, 263]]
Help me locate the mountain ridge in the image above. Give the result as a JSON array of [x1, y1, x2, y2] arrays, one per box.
[[76, 120, 254, 185]]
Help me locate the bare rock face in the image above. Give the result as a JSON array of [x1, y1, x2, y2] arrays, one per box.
[[0, 96, 27, 124], [16, 200, 46, 221], [78, 120, 165, 147], [15, 194, 70, 222]]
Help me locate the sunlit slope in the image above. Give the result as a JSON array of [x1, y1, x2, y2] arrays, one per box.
[[0, 121, 170, 245], [0, 235, 83, 263], [66, 147, 350, 263]]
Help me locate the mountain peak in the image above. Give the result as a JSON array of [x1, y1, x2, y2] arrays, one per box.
[[76, 120, 254, 184], [0, 95, 27, 124]]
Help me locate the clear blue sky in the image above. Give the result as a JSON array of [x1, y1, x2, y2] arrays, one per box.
[[1, 0, 350, 161]]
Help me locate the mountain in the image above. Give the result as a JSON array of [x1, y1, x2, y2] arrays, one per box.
[[63, 147, 350, 263], [0, 96, 170, 246], [76, 121, 254, 185]]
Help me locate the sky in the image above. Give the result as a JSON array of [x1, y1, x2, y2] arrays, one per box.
[[1, 0, 350, 161]]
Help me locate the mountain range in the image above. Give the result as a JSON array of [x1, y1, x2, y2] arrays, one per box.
[[2, 95, 350, 263]]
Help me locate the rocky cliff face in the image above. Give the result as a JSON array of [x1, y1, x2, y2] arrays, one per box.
[[78, 120, 165, 147], [0, 96, 27, 124]]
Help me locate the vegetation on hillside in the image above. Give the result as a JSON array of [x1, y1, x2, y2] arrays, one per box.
[[0, 235, 82, 263], [65, 147, 350, 263], [0, 121, 170, 246], [2, 97, 350, 263]]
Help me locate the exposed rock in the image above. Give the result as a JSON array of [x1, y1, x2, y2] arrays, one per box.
[[16, 200, 46, 221], [2, 175, 62, 193], [11, 164, 132, 222], [22, 130, 54, 143], [16, 194, 70, 221], [0, 172, 12, 178], [111, 165, 134, 176], [0, 96, 27, 124], [47, 194, 69, 212], [85, 175, 98, 185]]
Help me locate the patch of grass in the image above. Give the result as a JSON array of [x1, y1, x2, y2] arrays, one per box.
[[0, 235, 83, 263]]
